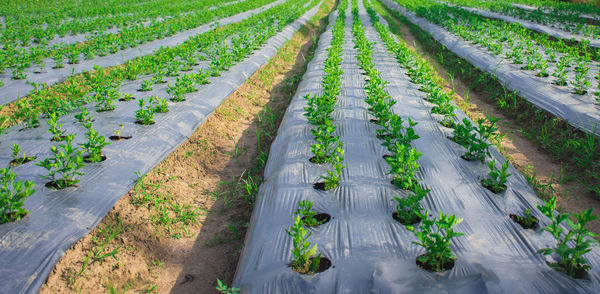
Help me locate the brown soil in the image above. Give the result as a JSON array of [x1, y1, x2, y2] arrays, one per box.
[[374, 1, 600, 233], [40, 1, 335, 293]]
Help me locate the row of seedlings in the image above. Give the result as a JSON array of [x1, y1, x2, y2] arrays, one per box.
[[3, 0, 318, 133], [0, 0, 318, 225], [352, 0, 463, 272], [0, 0, 276, 80], [367, 0, 598, 279], [286, 0, 349, 275], [391, 0, 600, 101]]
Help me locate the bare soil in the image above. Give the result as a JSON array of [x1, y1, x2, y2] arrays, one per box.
[[40, 1, 334, 293]]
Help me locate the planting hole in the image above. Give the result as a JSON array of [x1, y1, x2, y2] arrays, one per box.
[[290, 257, 332, 275], [509, 213, 538, 229], [313, 182, 337, 191], [416, 254, 455, 272], [109, 135, 133, 141], [392, 211, 421, 225], [83, 155, 107, 163], [135, 120, 156, 125], [302, 213, 331, 227], [9, 156, 37, 167]]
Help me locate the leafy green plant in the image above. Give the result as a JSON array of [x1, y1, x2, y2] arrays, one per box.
[[47, 112, 67, 142], [386, 143, 422, 190], [295, 199, 325, 227], [80, 122, 111, 163], [481, 160, 511, 193], [537, 196, 598, 278], [286, 215, 322, 274], [407, 211, 464, 272], [149, 96, 169, 113], [320, 148, 344, 191], [0, 167, 35, 224], [216, 279, 240, 294], [135, 98, 156, 125], [510, 209, 538, 229], [140, 80, 153, 92], [10, 143, 36, 166], [393, 186, 428, 225], [37, 134, 85, 189]]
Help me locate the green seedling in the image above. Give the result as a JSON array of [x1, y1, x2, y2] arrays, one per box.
[[10, 143, 36, 166], [140, 80, 153, 92], [537, 196, 598, 278], [286, 215, 322, 274], [80, 122, 110, 163], [295, 199, 324, 227], [47, 112, 67, 142], [149, 96, 169, 113], [37, 134, 85, 189], [393, 186, 428, 225], [481, 160, 511, 193], [216, 279, 240, 294], [0, 167, 35, 224], [510, 209, 538, 229], [407, 211, 464, 272], [136, 98, 156, 125], [320, 148, 344, 190], [386, 143, 422, 191]]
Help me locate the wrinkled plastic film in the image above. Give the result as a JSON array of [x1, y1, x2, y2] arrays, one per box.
[[380, 0, 600, 138], [233, 1, 600, 293]]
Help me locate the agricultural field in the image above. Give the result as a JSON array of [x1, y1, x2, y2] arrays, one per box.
[[1, 0, 600, 293]]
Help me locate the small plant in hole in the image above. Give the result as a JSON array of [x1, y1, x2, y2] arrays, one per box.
[[537, 196, 598, 278], [136, 98, 156, 125], [47, 112, 67, 142], [79, 121, 111, 163], [10, 143, 36, 166], [286, 215, 323, 274], [140, 80, 153, 92], [481, 160, 511, 193], [510, 209, 538, 229], [37, 134, 85, 189], [149, 96, 169, 113], [0, 167, 35, 224], [386, 143, 421, 190], [319, 148, 344, 191], [393, 186, 428, 225], [295, 199, 326, 227], [407, 211, 464, 272]]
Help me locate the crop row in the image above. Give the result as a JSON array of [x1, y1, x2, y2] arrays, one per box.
[[0, 0, 240, 48], [0, 0, 317, 225], [286, 0, 348, 275], [368, 0, 597, 278], [395, 0, 600, 100], [0, 0, 312, 134], [440, 0, 600, 38], [0, 0, 276, 80]]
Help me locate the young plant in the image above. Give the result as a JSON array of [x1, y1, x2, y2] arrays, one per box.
[[37, 134, 85, 189], [572, 62, 591, 95], [216, 279, 240, 294], [407, 211, 464, 272], [10, 143, 36, 166], [0, 168, 35, 224], [140, 80, 153, 92], [286, 215, 322, 274], [393, 186, 428, 225], [136, 98, 156, 125], [510, 208, 538, 229], [79, 122, 111, 163], [537, 196, 598, 278], [47, 112, 67, 142], [320, 148, 344, 191], [295, 199, 324, 227], [149, 96, 169, 113], [481, 160, 512, 193], [386, 143, 422, 190]]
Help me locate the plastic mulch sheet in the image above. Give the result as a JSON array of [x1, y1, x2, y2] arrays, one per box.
[[233, 1, 600, 293], [380, 0, 600, 138], [0, 4, 319, 293], [0, 0, 283, 105]]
